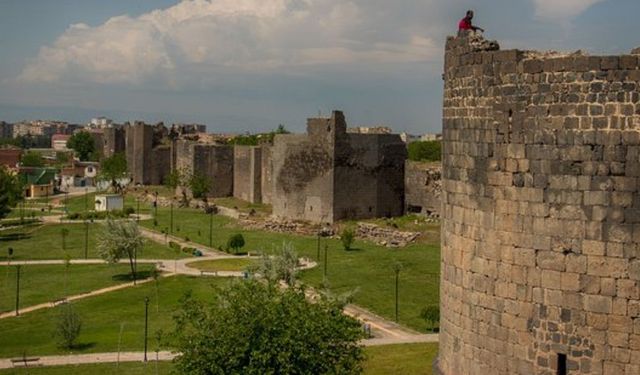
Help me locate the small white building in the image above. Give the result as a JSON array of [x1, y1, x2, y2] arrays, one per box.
[[95, 194, 124, 212]]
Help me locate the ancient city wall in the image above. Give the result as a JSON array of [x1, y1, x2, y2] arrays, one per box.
[[405, 160, 441, 216], [437, 35, 640, 375], [176, 140, 234, 198], [261, 145, 273, 205], [125, 123, 154, 185], [233, 145, 262, 203]]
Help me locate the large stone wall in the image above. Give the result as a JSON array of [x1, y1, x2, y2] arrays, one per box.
[[125, 123, 154, 185], [176, 140, 234, 198], [272, 111, 406, 223], [405, 160, 441, 216], [102, 127, 125, 158], [437, 34, 640, 375], [233, 145, 262, 203]]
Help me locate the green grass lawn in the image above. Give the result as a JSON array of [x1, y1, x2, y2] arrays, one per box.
[[187, 258, 258, 272], [0, 223, 188, 261], [141, 208, 440, 332], [363, 343, 439, 375], [64, 192, 152, 216], [0, 361, 173, 375], [0, 276, 228, 358], [0, 343, 438, 374], [0, 264, 155, 313], [212, 196, 272, 215]]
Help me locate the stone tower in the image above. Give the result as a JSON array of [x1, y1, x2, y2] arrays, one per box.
[[437, 35, 640, 374]]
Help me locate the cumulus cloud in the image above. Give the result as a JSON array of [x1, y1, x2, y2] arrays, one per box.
[[20, 0, 441, 85], [532, 0, 604, 22]]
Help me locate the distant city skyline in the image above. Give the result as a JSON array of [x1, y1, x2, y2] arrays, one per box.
[[0, 0, 638, 134]]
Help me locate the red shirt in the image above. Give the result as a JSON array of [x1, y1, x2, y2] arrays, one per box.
[[459, 17, 472, 30]]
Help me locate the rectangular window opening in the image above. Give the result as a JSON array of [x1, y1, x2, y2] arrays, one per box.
[[557, 353, 567, 375]]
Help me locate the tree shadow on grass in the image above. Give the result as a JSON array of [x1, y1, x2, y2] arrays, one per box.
[[111, 270, 154, 282], [70, 342, 96, 351], [0, 233, 32, 242]]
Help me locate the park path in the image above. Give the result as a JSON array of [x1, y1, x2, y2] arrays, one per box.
[[0, 331, 439, 370]]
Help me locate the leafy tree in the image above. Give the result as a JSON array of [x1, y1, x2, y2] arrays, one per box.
[[20, 150, 44, 167], [168, 279, 365, 374], [55, 152, 70, 166], [226, 233, 245, 254], [340, 228, 355, 251], [67, 131, 96, 161], [407, 141, 442, 162], [55, 304, 82, 349], [188, 172, 209, 199], [164, 169, 181, 190], [254, 243, 300, 286], [0, 166, 23, 220], [100, 153, 128, 193], [97, 219, 144, 281], [420, 305, 440, 332]]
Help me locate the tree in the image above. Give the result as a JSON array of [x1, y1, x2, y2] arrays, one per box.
[[188, 172, 209, 199], [420, 305, 440, 332], [67, 131, 96, 161], [20, 150, 44, 167], [97, 219, 144, 281], [55, 304, 82, 349], [168, 279, 365, 374], [254, 243, 300, 286], [164, 169, 181, 190], [340, 228, 355, 251], [100, 153, 128, 193], [0, 166, 23, 220], [226, 233, 245, 254], [407, 140, 442, 162]]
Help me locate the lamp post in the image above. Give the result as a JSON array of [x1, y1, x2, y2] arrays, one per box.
[[170, 199, 174, 234], [84, 220, 89, 259], [15, 265, 21, 316], [209, 210, 213, 248], [316, 228, 321, 262], [144, 296, 150, 362], [8, 247, 13, 265], [393, 262, 402, 323], [323, 244, 328, 279], [136, 197, 140, 222], [153, 191, 158, 220], [84, 187, 88, 213]]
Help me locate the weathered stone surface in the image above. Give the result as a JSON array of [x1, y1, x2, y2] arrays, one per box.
[[438, 34, 640, 375]]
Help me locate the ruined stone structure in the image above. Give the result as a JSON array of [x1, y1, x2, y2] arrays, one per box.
[[437, 34, 640, 374], [272, 111, 406, 223], [125, 122, 171, 185], [233, 146, 263, 203], [405, 160, 441, 217], [102, 126, 126, 158], [175, 140, 234, 198]]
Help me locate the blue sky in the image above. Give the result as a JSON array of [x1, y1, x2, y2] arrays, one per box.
[[0, 0, 637, 134]]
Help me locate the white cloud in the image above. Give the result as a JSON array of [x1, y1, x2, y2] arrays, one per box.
[[20, 0, 441, 85], [532, 0, 604, 22]]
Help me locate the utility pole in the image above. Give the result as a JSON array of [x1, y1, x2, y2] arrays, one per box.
[[144, 297, 150, 362], [15, 265, 21, 316]]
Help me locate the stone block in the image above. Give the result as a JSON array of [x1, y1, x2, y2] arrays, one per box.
[[584, 295, 613, 313]]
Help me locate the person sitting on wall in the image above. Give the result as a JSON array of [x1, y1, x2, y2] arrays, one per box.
[[458, 10, 484, 36]]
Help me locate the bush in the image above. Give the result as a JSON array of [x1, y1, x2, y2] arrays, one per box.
[[168, 241, 181, 251], [408, 140, 441, 162], [420, 305, 440, 332], [226, 234, 245, 254], [340, 228, 355, 251], [55, 304, 82, 349], [124, 206, 135, 215]]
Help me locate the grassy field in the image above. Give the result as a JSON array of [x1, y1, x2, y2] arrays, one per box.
[[0, 223, 188, 261], [0, 343, 438, 374], [63, 192, 152, 216], [186, 258, 258, 272], [363, 343, 438, 374], [0, 264, 155, 313], [0, 276, 229, 358], [141, 208, 440, 332]]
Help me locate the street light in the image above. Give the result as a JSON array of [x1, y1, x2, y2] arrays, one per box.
[[136, 197, 140, 222], [209, 209, 213, 248], [144, 296, 150, 362], [393, 262, 403, 323], [15, 265, 21, 316], [323, 244, 328, 279], [170, 199, 174, 234], [84, 220, 89, 259]]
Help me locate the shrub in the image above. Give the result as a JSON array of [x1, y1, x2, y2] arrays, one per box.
[[55, 304, 82, 349], [168, 241, 181, 251], [226, 234, 245, 254], [124, 206, 135, 215], [408, 140, 441, 162], [420, 305, 440, 332], [340, 228, 355, 251]]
